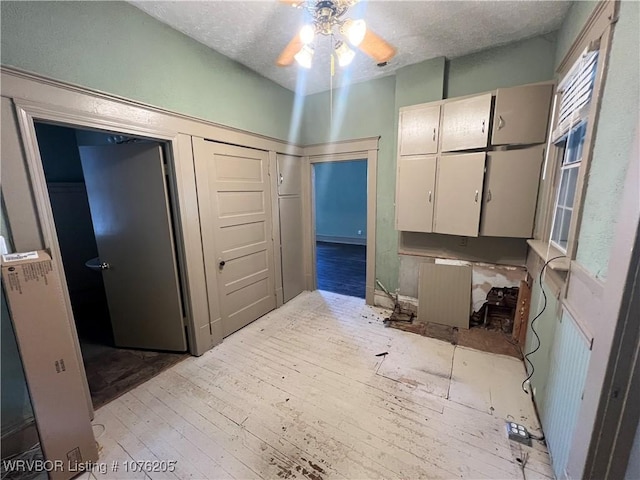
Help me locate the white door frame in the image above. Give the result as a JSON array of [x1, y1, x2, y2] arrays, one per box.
[[303, 137, 379, 305]]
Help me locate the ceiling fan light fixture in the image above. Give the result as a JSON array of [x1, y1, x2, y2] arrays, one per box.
[[334, 41, 355, 67], [299, 24, 315, 44], [343, 18, 366, 47], [294, 44, 314, 68]]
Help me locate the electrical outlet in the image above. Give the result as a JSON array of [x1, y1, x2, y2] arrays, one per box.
[[506, 422, 532, 446], [357, 230, 362, 235], [459, 237, 468, 247]]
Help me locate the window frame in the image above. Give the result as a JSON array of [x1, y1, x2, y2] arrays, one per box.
[[536, 6, 615, 264]]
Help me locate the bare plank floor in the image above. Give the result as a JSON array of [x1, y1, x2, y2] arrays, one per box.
[[85, 291, 553, 480]]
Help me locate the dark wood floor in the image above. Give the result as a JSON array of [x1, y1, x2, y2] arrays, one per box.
[[316, 241, 366, 298]]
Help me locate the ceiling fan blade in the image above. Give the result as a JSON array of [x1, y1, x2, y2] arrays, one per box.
[[357, 28, 396, 64], [276, 34, 303, 67], [279, 0, 305, 6]]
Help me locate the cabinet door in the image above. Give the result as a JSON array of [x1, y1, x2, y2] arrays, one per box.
[[279, 196, 304, 303], [492, 84, 553, 146], [277, 154, 301, 195], [480, 146, 544, 238], [395, 155, 437, 232], [399, 105, 441, 155], [434, 152, 485, 237], [441, 94, 492, 152]]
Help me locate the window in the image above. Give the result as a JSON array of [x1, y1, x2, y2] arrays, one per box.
[[547, 48, 599, 253], [551, 122, 587, 251]]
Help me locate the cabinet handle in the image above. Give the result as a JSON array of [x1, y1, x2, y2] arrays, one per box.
[[498, 116, 505, 130], [475, 190, 479, 203], [481, 120, 485, 134], [487, 190, 492, 202], [432, 128, 436, 142], [428, 191, 432, 203], [279, 173, 284, 184]]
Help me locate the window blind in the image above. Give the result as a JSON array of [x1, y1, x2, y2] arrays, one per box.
[[555, 50, 599, 137]]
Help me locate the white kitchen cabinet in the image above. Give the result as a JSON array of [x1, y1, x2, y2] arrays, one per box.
[[440, 93, 492, 152], [277, 154, 301, 195], [480, 146, 544, 238], [491, 84, 553, 146], [434, 152, 486, 237], [399, 105, 441, 155], [395, 155, 437, 232]]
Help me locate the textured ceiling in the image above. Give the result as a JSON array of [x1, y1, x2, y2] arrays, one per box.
[[131, 1, 570, 95]]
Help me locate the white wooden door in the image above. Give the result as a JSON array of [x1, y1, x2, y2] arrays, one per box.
[[434, 152, 486, 237], [79, 144, 186, 351], [399, 105, 441, 155], [193, 139, 276, 337], [441, 94, 492, 152], [395, 155, 437, 232]]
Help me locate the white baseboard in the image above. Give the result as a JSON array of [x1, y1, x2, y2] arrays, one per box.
[[316, 235, 366, 246]]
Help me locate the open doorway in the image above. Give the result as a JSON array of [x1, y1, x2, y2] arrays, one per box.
[[34, 123, 188, 409], [313, 160, 367, 298]]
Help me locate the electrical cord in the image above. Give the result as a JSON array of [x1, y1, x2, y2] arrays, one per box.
[[521, 255, 567, 394]]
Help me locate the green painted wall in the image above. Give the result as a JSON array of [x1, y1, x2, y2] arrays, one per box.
[[0, 1, 295, 141], [554, 1, 598, 67], [314, 160, 367, 242], [395, 57, 446, 109], [446, 34, 557, 98], [575, 0, 640, 278]]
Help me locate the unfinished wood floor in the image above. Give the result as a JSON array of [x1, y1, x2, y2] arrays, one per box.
[[84, 291, 554, 480]]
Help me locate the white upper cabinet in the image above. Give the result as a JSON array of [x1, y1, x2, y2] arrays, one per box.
[[395, 155, 437, 233], [276, 154, 301, 195], [440, 93, 492, 152], [491, 84, 553, 146], [399, 105, 441, 156]]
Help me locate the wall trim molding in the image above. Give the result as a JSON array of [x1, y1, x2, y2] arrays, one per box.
[[304, 137, 379, 157], [1, 67, 304, 156]]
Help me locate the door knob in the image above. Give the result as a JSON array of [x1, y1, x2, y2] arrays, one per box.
[[100, 262, 111, 270], [218, 259, 226, 269]]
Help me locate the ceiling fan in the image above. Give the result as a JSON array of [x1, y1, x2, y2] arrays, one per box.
[[276, 0, 397, 69]]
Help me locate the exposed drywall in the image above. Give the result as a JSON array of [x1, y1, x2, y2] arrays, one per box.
[[446, 34, 557, 98], [314, 160, 367, 244], [399, 255, 525, 310], [0, 1, 295, 141], [575, 0, 640, 279]]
